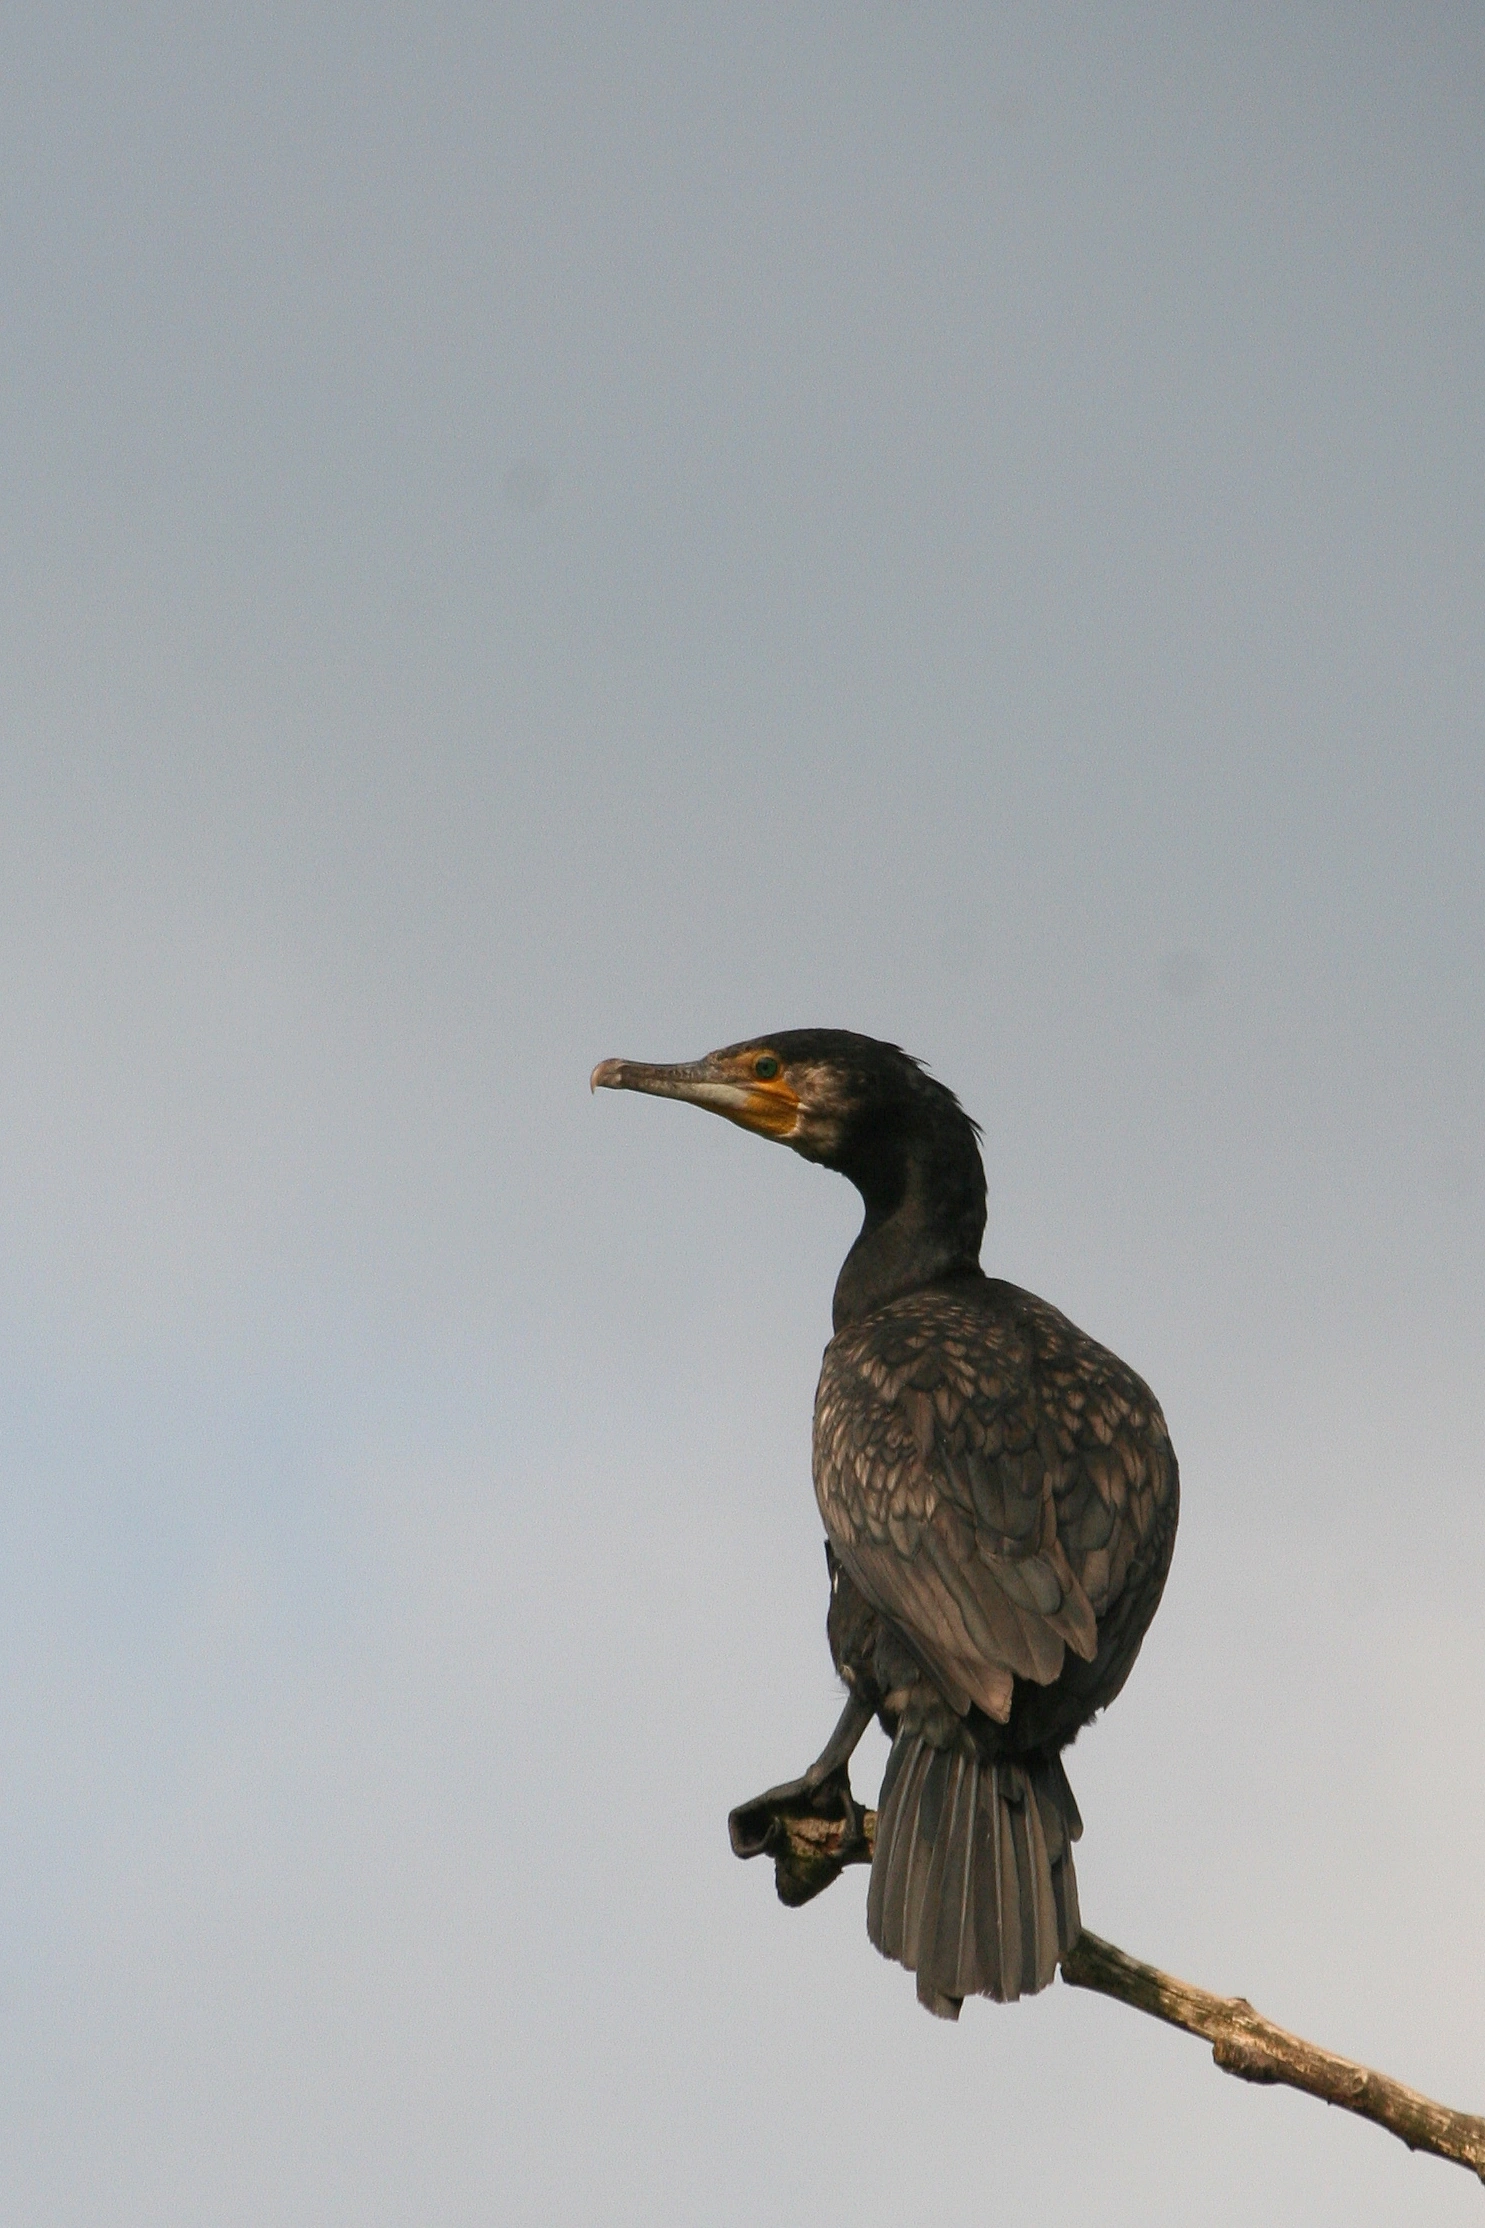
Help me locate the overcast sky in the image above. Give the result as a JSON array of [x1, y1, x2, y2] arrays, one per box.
[[1, 6, 1482, 2223]]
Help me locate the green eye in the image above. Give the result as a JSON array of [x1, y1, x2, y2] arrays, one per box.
[[754, 1054, 780, 1079]]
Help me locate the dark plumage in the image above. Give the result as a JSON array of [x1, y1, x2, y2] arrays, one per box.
[[592, 1029, 1178, 2017]]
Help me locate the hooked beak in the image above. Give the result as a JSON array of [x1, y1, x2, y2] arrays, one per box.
[[590, 1054, 801, 1140]]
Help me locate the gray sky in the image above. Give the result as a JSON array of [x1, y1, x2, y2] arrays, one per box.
[[1, 6, 1482, 2223]]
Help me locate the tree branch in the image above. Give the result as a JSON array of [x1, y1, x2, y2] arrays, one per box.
[[1060, 1928, 1485, 2184], [738, 1800, 1485, 2187]]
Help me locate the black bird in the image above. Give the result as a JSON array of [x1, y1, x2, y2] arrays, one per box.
[[592, 1030, 1178, 2018]]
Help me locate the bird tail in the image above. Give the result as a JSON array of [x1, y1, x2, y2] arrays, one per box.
[[866, 1732, 1082, 2018]]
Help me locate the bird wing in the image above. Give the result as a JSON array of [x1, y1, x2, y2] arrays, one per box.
[[812, 1283, 1175, 1724]]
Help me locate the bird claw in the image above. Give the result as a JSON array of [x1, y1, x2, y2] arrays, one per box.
[[728, 1765, 872, 1906]]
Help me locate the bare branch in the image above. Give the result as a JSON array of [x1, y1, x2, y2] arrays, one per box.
[[1061, 1928, 1485, 2184], [741, 1802, 1485, 2187]]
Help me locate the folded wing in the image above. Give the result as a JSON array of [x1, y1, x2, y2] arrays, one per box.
[[813, 1284, 1174, 1724]]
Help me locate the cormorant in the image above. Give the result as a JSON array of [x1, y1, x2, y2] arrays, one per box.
[[592, 1030, 1178, 2018]]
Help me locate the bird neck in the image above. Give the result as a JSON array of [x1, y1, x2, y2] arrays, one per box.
[[831, 1114, 987, 1330]]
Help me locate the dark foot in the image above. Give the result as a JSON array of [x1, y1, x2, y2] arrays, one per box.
[[728, 1763, 872, 1907]]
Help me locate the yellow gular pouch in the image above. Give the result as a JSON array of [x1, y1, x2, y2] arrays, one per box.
[[720, 1073, 801, 1139]]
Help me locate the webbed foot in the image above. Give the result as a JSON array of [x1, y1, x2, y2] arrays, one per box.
[[728, 1763, 872, 1906]]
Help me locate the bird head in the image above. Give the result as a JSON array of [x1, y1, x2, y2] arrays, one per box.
[[593, 1029, 988, 1320], [590, 1028, 977, 1178]]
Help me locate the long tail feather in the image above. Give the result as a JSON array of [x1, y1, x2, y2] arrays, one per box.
[[867, 1733, 1082, 2017]]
